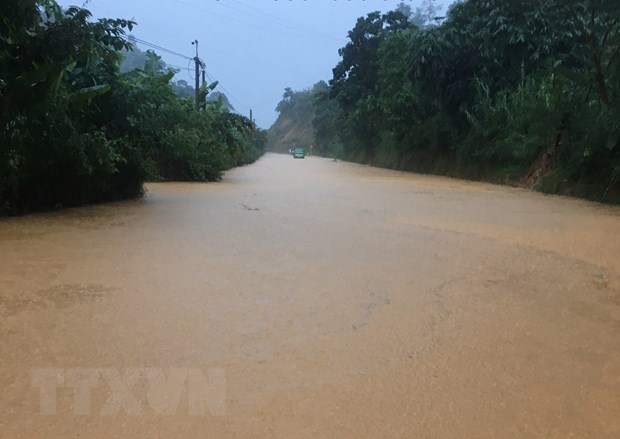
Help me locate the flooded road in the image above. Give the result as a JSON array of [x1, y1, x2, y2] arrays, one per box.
[[1, 153, 619, 438]]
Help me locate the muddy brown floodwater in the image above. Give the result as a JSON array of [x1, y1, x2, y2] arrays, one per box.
[[1, 153, 619, 438]]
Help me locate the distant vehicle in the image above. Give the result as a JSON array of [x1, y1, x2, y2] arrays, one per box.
[[293, 148, 305, 159]]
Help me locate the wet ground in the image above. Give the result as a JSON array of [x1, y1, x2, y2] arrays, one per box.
[[1, 153, 619, 438]]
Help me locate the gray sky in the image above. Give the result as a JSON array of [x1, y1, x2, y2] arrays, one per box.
[[57, 0, 446, 128]]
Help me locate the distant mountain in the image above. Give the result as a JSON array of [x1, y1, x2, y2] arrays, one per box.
[[120, 36, 166, 73], [207, 91, 234, 111]]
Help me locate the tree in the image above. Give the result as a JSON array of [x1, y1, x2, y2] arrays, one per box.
[[329, 10, 410, 161], [312, 81, 344, 156], [0, 0, 265, 214], [313, 0, 619, 199]]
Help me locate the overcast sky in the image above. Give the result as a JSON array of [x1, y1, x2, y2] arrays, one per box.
[[56, 0, 447, 128]]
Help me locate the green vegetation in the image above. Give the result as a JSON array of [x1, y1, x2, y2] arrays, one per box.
[[273, 0, 620, 201], [267, 85, 320, 154], [0, 0, 265, 215]]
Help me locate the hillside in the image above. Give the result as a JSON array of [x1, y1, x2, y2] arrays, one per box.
[[267, 86, 319, 154], [267, 112, 314, 154]]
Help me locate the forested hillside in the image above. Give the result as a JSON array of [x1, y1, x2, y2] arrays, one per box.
[[272, 0, 620, 202], [0, 0, 266, 215], [266, 85, 321, 153]]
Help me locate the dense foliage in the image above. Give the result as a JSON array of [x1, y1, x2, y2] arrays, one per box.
[[307, 0, 620, 201], [0, 0, 265, 214], [267, 84, 323, 153]]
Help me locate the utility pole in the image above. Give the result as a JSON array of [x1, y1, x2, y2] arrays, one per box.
[[192, 39, 200, 110], [201, 70, 207, 110], [250, 109, 254, 144]]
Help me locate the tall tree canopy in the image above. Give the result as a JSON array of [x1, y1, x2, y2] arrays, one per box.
[[310, 0, 620, 201]]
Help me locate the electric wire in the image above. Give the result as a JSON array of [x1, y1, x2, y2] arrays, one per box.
[[226, 0, 342, 43], [175, 0, 340, 44], [124, 36, 193, 60], [69, 2, 256, 117]]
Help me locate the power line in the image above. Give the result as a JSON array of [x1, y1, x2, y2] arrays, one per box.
[[63, 1, 255, 116], [173, 60, 251, 113], [205, 69, 251, 112], [175, 0, 287, 37], [65, 2, 195, 59], [125, 36, 193, 60], [168, 64, 193, 72], [164, 58, 251, 112], [226, 0, 342, 43], [87, 3, 197, 44], [85, 1, 296, 77], [175, 0, 340, 44]]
